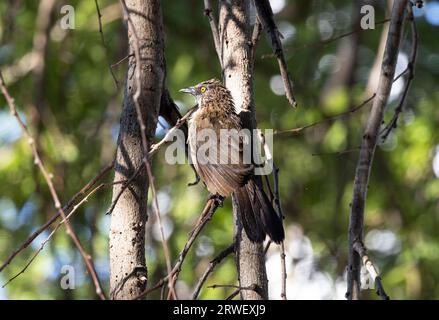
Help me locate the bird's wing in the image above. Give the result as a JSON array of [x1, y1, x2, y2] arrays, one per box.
[[191, 127, 254, 197]]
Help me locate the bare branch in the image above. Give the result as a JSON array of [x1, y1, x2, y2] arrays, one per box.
[[0, 161, 113, 273], [261, 19, 391, 59], [346, 0, 408, 300], [94, 0, 119, 87], [0, 162, 113, 269], [133, 198, 221, 300], [111, 54, 133, 69], [353, 241, 389, 300], [311, 146, 361, 157], [254, 0, 297, 107], [0, 71, 106, 300], [280, 242, 287, 300], [275, 94, 376, 136], [2, 180, 123, 288], [192, 243, 235, 299], [380, 3, 418, 141], [251, 17, 263, 62], [106, 106, 196, 216], [203, 0, 222, 69], [208, 283, 262, 300]]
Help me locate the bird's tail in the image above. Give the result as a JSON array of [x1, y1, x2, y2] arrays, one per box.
[[234, 178, 285, 244]]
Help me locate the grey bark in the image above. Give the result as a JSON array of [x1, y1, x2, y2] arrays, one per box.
[[347, 0, 407, 300], [109, 0, 165, 300], [218, 0, 268, 300]]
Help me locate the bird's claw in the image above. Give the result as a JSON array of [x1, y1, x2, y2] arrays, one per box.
[[208, 193, 224, 207]]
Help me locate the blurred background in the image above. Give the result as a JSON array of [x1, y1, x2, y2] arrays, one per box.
[[0, 0, 438, 299]]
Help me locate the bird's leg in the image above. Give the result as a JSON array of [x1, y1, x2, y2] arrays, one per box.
[[188, 193, 224, 237], [187, 164, 200, 187], [208, 193, 224, 207], [187, 173, 200, 186]]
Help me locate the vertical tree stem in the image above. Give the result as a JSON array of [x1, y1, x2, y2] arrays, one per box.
[[109, 0, 165, 300], [346, 0, 407, 300]]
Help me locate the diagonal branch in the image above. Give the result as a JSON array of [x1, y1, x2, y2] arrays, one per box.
[[203, 0, 222, 69], [2, 180, 123, 288], [0, 71, 106, 300], [380, 3, 418, 141], [275, 94, 376, 136], [0, 161, 114, 273], [133, 198, 221, 300], [353, 241, 389, 300], [94, 0, 119, 88], [192, 243, 235, 299], [253, 0, 297, 107], [106, 106, 197, 216], [208, 283, 262, 300]]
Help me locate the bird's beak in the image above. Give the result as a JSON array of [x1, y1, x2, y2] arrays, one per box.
[[179, 86, 196, 95]]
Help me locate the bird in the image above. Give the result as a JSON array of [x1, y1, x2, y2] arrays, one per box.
[[180, 79, 285, 244]]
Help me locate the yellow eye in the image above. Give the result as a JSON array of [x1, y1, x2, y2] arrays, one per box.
[[200, 86, 206, 93]]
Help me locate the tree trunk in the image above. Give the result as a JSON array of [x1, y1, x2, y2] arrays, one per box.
[[218, 0, 268, 300], [109, 0, 164, 300]]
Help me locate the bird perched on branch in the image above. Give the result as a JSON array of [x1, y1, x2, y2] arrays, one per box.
[[180, 79, 285, 243]]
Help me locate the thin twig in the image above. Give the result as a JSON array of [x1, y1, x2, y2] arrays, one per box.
[[133, 199, 220, 300], [192, 243, 235, 299], [2, 180, 123, 288], [311, 146, 361, 157], [275, 94, 376, 135], [280, 242, 287, 300], [94, 0, 119, 88], [226, 289, 241, 300], [353, 241, 389, 300], [275, 48, 412, 137], [106, 106, 196, 216], [272, 164, 287, 299], [0, 161, 114, 273], [254, 0, 297, 107], [380, 3, 418, 141], [149, 106, 197, 156], [261, 19, 391, 59], [251, 17, 263, 62], [260, 135, 287, 299], [203, 0, 222, 69], [0, 71, 106, 300], [111, 54, 133, 69], [208, 283, 261, 299]]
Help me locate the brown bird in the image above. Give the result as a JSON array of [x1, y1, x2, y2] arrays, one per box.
[[180, 79, 285, 243]]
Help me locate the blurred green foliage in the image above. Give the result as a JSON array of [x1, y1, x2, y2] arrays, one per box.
[[0, 0, 438, 299]]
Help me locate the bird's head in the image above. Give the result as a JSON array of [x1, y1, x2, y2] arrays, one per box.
[[179, 79, 230, 107]]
